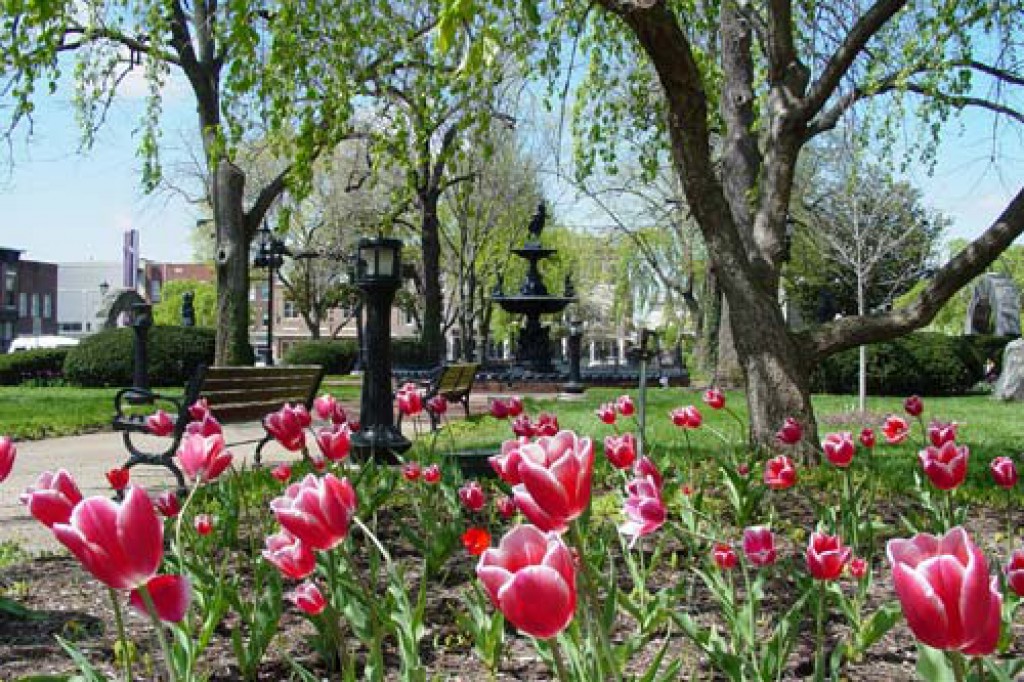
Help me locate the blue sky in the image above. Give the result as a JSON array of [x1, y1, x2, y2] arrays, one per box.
[[0, 67, 1020, 266]]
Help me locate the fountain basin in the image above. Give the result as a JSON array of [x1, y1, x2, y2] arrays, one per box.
[[490, 295, 575, 315]]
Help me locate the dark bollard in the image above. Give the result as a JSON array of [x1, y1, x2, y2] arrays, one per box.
[[181, 291, 196, 327], [563, 319, 585, 394], [130, 302, 153, 395]]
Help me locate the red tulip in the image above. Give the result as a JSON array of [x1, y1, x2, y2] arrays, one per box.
[[616, 395, 635, 416], [764, 455, 797, 490], [887, 526, 1001, 655], [713, 543, 737, 570], [264, 404, 309, 452], [106, 467, 130, 491], [918, 442, 969, 490], [177, 433, 233, 482], [53, 486, 163, 590], [928, 420, 958, 448], [534, 413, 559, 437], [822, 432, 855, 468], [604, 433, 637, 470], [490, 438, 529, 485], [737, 463, 750, 477], [702, 388, 725, 410], [1005, 550, 1024, 597], [882, 415, 910, 444], [776, 417, 802, 445], [459, 481, 487, 512], [20, 469, 83, 528], [153, 490, 181, 518], [401, 462, 422, 481], [620, 475, 666, 545], [859, 428, 876, 449], [185, 414, 222, 437], [426, 395, 448, 416], [806, 532, 851, 581], [271, 463, 292, 483], [0, 436, 15, 482], [990, 456, 1018, 489], [506, 397, 524, 418], [348, 419, 361, 433], [310, 452, 327, 471], [742, 526, 777, 567], [904, 395, 924, 417], [596, 403, 617, 425], [849, 557, 868, 579], [670, 405, 702, 429], [128, 574, 191, 623], [313, 393, 346, 425], [496, 495, 517, 519], [490, 399, 510, 419], [477, 525, 576, 639], [397, 384, 423, 417], [145, 410, 174, 437], [262, 530, 316, 580], [511, 415, 535, 438], [633, 456, 663, 489], [188, 398, 210, 421], [315, 424, 351, 462], [289, 581, 327, 616], [423, 464, 441, 484], [512, 430, 594, 533], [680, 483, 694, 496], [461, 527, 491, 556], [194, 514, 214, 536], [270, 473, 357, 552]]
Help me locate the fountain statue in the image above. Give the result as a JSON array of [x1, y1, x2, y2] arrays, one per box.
[[491, 201, 576, 373]]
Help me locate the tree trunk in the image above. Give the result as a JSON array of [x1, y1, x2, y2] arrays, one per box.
[[213, 161, 254, 366], [420, 189, 444, 364], [716, 297, 743, 386]]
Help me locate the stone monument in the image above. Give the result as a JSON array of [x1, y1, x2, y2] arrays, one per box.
[[965, 272, 1021, 337]]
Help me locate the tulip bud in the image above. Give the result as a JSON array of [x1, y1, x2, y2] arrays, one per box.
[[764, 455, 797, 490], [904, 395, 924, 417], [106, 467, 130, 491], [615, 395, 635, 416], [882, 415, 910, 444], [194, 514, 214, 536], [859, 428, 876, 449], [596, 403, 617, 425], [290, 582, 327, 616], [776, 417, 802, 445], [713, 543, 737, 570], [402, 462, 422, 481], [461, 527, 491, 556], [702, 388, 725, 410], [742, 526, 777, 567], [990, 456, 1018, 489], [271, 464, 292, 483], [153, 490, 181, 518], [459, 481, 486, 512], [423, 464, 441, 484]]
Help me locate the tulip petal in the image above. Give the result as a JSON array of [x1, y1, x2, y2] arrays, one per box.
[[518, 462, 571, 520], [120, 487, 164, 585], [892, 562, 951, 650], [512, 489, 568, 534], [497, 565, 575, 639], [962, 578, 1002, 656], [129, 574, 191, 622]]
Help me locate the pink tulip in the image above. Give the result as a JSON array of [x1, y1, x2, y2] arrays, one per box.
[[271, 464, 292, 483], [882, 415, 910, 444], [270, 473, 357, 551], [805, 532, 851, 581], [496, 495, 517, 519], [188, 398, 210, 421], [490, 399, 510, 419], [290, 581, 327, 616], [145, 410, 175, 437], [194, 514, 213, 536], [928, 420, 958, 448], [713, 543, 737, 570], [477, 525, 576, 639], [397, 384, 423, 417], [633, 456, 663, 489], [490, 438, 529, 486], [887, 526, 1001, 655], [185, 414, 222, 437], [106, 467, 130, 491], [313, 393, 347, 425], [511, 415, 535, 438], [670, 405, 702, 429], [402, 462, 422, 481], [596, 403, 617, 425], [859, 428, 876, 449], [918, 442, 968, 490], [604, 433, 637, 470], [423, 464, 441, 484], [702, 388, 725, 410], [822, 432, 855, 468], [742, 526, 777, 567], [177, 433, 233, 482], [153, 490, 181, 518], [0, 436, 15, 482], [904, 395, 924, 417], [506, 397, 524, 418], [128, 574, 191, 623], [263, 530, 316, 580], [849, 557, 868, 579], [426, 395, 448, 416], [459, 481, 486, 512], [315, 424, 351, 462], [20, 469, 83, 528], [989, 456, 1017, 489], [615, 395, 635, 417], [1006, 550, 1024, 597], [534, 413, 559, 437], [764, 455, 797, 490], [776, 417, 802, 445], [512, 430, 594, 533], [264, 404, 309, 452], [53, 486, 163, 590], [620, 475, 666, 545]]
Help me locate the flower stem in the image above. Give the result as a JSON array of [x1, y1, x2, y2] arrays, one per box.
[[843, 466, 858, 549], [567, 523, 619, 682], [946, 490, 956, 532], [814, 581, 826, 682], [949, 651, 967, 682], [137, 583, 177, 682], [549, 637, 572, 682], [108, 587, 132, 681]]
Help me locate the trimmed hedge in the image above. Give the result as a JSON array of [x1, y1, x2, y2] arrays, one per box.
[[63, 326, 215, 387], [283, 340, 358, 374], [962, 334, 1015, 375], [0, 348, 70, 385], [811, 332, 983, 396]]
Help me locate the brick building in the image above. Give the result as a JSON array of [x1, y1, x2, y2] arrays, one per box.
[[0, 247, 59, 352]]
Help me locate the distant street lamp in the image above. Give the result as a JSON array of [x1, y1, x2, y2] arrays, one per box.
[[563, 319, 585, 394], [350, 234, 410, 461], [253, 223, 287, 365]]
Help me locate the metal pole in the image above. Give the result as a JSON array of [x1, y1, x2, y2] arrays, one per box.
[[266, 265, 275, 366]]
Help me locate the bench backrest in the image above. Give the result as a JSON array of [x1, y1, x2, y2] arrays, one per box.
[[186, 365, 326, 423], [435, 363, 478, 394]]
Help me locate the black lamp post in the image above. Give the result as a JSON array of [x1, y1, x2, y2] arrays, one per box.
[[253, 223, 287, 365], [563, 319, 585, 394], [350, 234, 411, 461]]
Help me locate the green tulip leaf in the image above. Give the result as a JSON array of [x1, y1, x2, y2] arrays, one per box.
[[915, 644, 955, 682]]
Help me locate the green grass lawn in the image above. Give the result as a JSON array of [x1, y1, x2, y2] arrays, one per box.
[[0, 386, 121, 440]]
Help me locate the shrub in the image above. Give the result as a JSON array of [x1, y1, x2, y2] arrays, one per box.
[[64, 326, 215, 387], [283, 339, 358, 374], [392, 338, 433, 368], [0, 348, 70, 385], [811, 332, 982, 396], [962, 334, 1015, 374]]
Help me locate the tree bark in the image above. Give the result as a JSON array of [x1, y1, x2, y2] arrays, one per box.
[[213, 161, 255, 366], [420, 188, 445, 364]]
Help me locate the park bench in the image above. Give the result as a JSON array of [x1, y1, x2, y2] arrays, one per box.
[[112, 364, 326, 491], [397, 362, 479, 430]]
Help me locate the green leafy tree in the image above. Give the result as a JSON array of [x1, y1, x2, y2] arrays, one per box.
[[152, 280, 217, 328]]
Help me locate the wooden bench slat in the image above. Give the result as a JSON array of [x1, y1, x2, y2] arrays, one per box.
[[201, 386, 318, 407], [199, 376, 320, 393], [203, 365, 323, 381]]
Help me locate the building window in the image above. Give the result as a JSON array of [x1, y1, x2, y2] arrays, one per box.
[[85, 322, 92, 332], [31, 293, 39, 317], [3, 270, 15, 307], [283, 300, 297, 318], [18, 292, 27, 316], [60, 322, 83, 333], [404, 307, 414, 325], [43, 294, 52, 318]]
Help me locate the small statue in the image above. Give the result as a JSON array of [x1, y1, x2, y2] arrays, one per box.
[[527, 201, 547, 240], [181, 291, 196, 328]]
